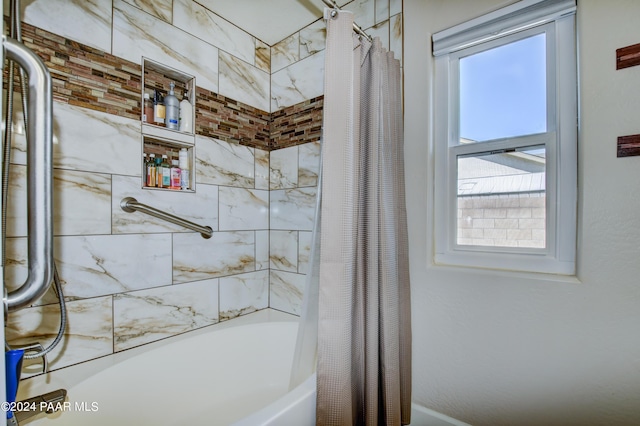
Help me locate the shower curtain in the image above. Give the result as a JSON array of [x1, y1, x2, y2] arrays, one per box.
[[316, 9, 411, 426]]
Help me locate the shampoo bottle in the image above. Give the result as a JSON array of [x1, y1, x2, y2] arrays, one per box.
[[179, 90, 193, 133], [155, 155, 163, 187], [153, 90, 165, 126], [164, 82, 180, 130], [143, 92, 153, 123], [170, 160, 181, 189], [179, 148, 189, 190], [161, 155, 171, 188], [142, 153, 148, 183], [146, 153, 156, 187]]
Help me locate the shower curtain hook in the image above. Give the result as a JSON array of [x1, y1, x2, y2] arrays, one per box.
[[330, 7, 338, 19]]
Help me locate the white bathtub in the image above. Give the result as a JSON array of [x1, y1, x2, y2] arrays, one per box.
[[18, 309, 314, 425], [17, 308, 467, 426]]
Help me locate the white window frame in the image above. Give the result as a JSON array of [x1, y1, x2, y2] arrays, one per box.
[[432, 0, 577, 275]]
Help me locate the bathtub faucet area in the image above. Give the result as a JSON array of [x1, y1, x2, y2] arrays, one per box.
[[8, 389, 68, 426]]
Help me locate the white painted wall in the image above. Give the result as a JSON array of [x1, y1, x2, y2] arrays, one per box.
[[404, 0, 640, 425]]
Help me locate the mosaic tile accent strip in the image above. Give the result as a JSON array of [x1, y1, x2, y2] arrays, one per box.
[[270, 96, 324, 150], [9, 20, 324, 151], [17, 19, 142, 118], [195, 87, 271, 150]]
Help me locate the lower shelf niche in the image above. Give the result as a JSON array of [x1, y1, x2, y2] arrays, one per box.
[[142, 137, 194, 192]]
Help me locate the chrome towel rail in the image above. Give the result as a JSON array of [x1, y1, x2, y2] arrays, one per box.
[[120, 197, 213, 239]]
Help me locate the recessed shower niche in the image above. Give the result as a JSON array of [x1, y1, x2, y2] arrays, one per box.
[[141, 57, 196, 192]]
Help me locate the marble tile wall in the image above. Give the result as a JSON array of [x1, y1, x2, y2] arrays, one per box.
[[15, 18, 273, 149], [11, 3, 274, 148], [271, 0, 403, 111], [12, 12, 321, 151], [3, 0, 113, 53], [113, 0, 220, 92], [4, 98, 272, 376], [3, 0, 402, 375], [268, 142, 321, 315]]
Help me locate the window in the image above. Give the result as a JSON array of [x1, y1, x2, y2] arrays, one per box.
[[432, 0, 577, 275]]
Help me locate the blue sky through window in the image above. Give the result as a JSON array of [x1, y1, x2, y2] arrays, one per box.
[[459, 33, 547, 142]]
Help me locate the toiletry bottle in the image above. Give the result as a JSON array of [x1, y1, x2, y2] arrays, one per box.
[[170, 160, 181, 189], [143, 92, 153, 123], [155, 155, 163, 187], [146, 153, 156, 187], [164, 82, 180, 130], [161, 154, 171, 188], [153, 90, 165, 126], [179, 148, 189, 190], [179, 90, 193, 133], [142, 153, 148, 183]]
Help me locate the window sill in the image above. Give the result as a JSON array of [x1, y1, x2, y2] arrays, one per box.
[[428, 257, 582, 285]]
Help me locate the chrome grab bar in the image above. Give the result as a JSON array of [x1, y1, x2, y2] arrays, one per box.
[[3, 35, 54, 312], [120, 197, 213, 239]]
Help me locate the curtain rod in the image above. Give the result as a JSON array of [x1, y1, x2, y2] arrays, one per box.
[[320, 0, 373, 41]]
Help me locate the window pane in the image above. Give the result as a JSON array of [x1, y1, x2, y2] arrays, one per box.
[[457, 146, 546, 249], [459, 34, 547, 142]]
